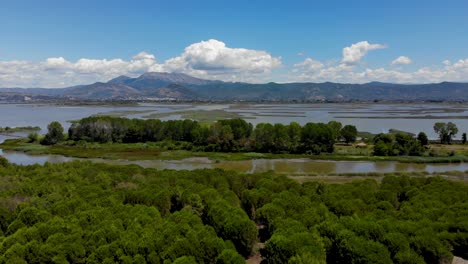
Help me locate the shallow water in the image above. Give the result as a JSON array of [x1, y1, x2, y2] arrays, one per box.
[[1, 103, 467, 138], [1, 102, 467, 175], [1, 148, 467, 175]]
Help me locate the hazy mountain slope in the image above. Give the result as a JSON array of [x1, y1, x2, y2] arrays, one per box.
[[192, 81, 468, 101], [65, 82, 142, 99], [1, 72, 468, 101]]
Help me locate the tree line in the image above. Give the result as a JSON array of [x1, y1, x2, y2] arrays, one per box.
[[40, 117, 466, 157], [372, 121, 465, 156], [61, 116, 358, 154], [373, 132, 426, 156], [0, 159, 467, 263]]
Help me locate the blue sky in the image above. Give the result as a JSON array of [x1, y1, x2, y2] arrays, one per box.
[[1, 0, 468, 87]]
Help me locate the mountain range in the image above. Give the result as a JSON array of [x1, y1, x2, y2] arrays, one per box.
[[1, 72, 468, 102]]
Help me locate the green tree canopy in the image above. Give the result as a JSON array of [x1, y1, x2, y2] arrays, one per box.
[[41, 121, 64, 145], [327, 121, 342, 141], [434, 122, 458, 144], [340, 125, 358, 144], [417, 132, 429, 146]]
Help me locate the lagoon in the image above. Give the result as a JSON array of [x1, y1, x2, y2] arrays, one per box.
[[1, 103, 467, 138], [1, 102, 467, 177]]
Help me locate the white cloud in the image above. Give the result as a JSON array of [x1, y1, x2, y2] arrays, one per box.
[[293, 58, 324, 73], [2, 38, 468, 88], [342, 41, 386, 65], [290, 41, 468, 84], [0, 39, 282, 87], [132, 52, 155, 60], [391, 56, 412, 65], [292, 61, 355, 83], [291, 58, 468, 84], [163, 39, 281, 81], [44, 57, 71, 68]]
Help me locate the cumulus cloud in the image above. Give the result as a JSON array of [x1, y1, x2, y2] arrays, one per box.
[[292, 57, 468, 84], [2, 38, 468, 87], [132, 52, 155, 60], [391, 56, 412, 65], [0, 54, 161, 88], [292, 59, 354, 82], [293, 58, 324, 73], [342, 41, 386, 65], [0, 39, 281, 88], [290, 40, 468, 84], [163, 39, 281, 81], [44, 57, 70, 68]]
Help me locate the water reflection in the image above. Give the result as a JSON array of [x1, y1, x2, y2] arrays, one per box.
[[2, 148, 466, 175], [0, 149, 74, 165], [1, 103, 468, 138]]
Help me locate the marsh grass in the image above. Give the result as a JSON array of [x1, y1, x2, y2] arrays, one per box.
[[144, 109, 253, 123], [2, 138, 468, 163], [93, 110, 155, 117]]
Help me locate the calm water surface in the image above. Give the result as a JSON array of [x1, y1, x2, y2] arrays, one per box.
[[1, 103, 467, 175], [1, 148, 467, 175], [1, 103, 467, 138]]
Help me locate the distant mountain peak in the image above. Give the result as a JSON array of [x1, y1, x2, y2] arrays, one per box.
[[2, 71, 468, 102], [137, 72, 217, 85], [141, 72, 187, 78], [367, 81, 388, 85], [108, 75, 133, 84]]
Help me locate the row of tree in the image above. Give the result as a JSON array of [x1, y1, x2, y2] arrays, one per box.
[[41, 118, 466, 157], [60, 116, 358, 154], [0, 159, 467, 263], [373, 132, 426, 156]]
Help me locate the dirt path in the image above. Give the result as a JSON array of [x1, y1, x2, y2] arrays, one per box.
[[247, 242, 264, 264], [453, 256, 468, 264]]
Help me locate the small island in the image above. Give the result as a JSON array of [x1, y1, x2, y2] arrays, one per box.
[[0, 126, 41, 134]]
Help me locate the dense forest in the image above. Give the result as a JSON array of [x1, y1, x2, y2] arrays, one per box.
[[61, 116, 458, 158], [66, 116, 340, 154], [0, 157, 467, 263]]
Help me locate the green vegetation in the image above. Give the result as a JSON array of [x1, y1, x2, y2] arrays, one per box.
[[327, 121, 342, 141], [5, 138, 468, 165], [373, 133, 424, 156], [417, 132, 429, 146], [0, 126, 41, 133], [0, 161, 467, 262], [334, 115, 468, 119], [41, 121, 64, 145], [340, 125, 358, 144], [93, 110, 155, 117], [6, 138, 468, 165], [27, 133, 39, 143], [67, 116, 336, 155], [63, 117, 468, 160], [389, 128, 415, 136], [434, 122, 458, 144], [144, 109, 248, 124], [2, 117, 468, 164]]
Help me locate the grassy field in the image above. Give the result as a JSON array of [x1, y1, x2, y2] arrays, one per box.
[[290, 170, 468, 184], [431, 143, 468, 156], [144, 109, 253, 124], [334, 115, 468, 119], [0, 126, 41, 133], [93, 110, 155, 117], [0, 139, 310, 161], [2, 138, 468, 163]]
